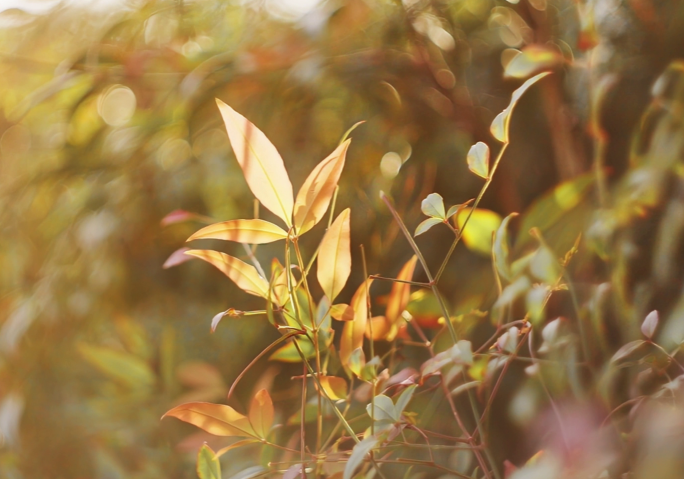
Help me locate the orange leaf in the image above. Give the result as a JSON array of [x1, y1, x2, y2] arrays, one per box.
[[319, 375, 348, 400], [186, 250, 269, 299], [331, 303, 354, 321], [385, 256, 417, 325], [162, 402, 256, 437], [187, 219, 288, 244], [293, 139, 350, 235], [216, 100, 294, 226], [366, 315, 391, 341], [340, 279, 373, 368], [248, 389, 274, 438], [317, 209, 351, 302]]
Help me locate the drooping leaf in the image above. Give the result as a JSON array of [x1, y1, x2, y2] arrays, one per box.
[[293, 140, 350, 235], [610, 340, 646, 363], [215, 99, 294, 226], [344, 436, 379, 479], [421, 193, 446, 219], [641, 310, 659, 339], [467, 141, 490, 179], [385, 256, 418, 325], [414, 217, 443, 236], [248, 389, 274, 439], [187, 219, 288, 244], [456, 208, 503, 256], [340, 279, 373, 368], [162, 402, 256, 437], [185, 250, 269, 299], [163, 247, 193, 269], [77, 343, 155, 390], [317, 209, 351, 302], [196, 444, 221, 479], [504, 45, 564, 79], [319, 375, 348, 400], [493, 213, 518, 282]]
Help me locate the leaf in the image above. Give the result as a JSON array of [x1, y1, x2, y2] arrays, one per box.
[[414, 217, 443, 236], [611, 340, 647, 363], [490, 72, 551, 143], [248, 389, 274, 439], [197, 444, 221, 479], [161, 209, 200, 227], [77, 343, 155, 390], [367, 315, 391, 340], [293, 139, 350, 235], [504, 45, 564, 79], [331, 303, 354, 321], [269, 337, 316, 363], [215, 99, 294, 226], [319, 375, 348, 400], [421, 193, 446, 219], [317, 209, 351, 302], [451, 381, 480, 397], [344, 436, 379, 479], [456, 208, 503, 256], [340, 279, 373, 368], [493, 213, 518, 282], [215, 439, 261, 458], [641, 310, 659, 339], [163, 247, 193, 269], [467, 141, 490, 179], [185, 250, 269, 299], [446, 198, 475, 220], [347, 347, 366, 378], [529, 242, 562, 284], [187, 219, 288, 244], [283, 464, 305, 479], [162, 402, 256, 437], [367, 394, 397, 422], [385, 256, 417, 324], [394, 385, 417, 417]]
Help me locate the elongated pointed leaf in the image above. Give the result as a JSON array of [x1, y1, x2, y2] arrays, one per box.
[[162, 402, 256, 437], [611, 340, 646, 363], [421, 193, 446, 219], [385, 256, 417, 324], [248, 389, 274, 439], [188, 219, 288, 244], [197, 444, 221, 479], [344, 436, 379, 479], [317, 209, 351, 302], [294, 140, 350, 235], [319, 375, 348, 400], [186, 250, 269, 299], [340, 279, 373, 368], [163, 247, 192, 269], [216, 99, 294, 226], [467, 142, 490, 179], [504, 45, 563, 79], [641, 310, 659, 339]]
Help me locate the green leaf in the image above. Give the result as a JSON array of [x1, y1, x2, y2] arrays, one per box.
[[421, 193, 446, 219], [269, 337, 316, 363], [466, 142, 490, 179], [197, 444, 221, 479], [456, 208, 503, 257], [529, 244, 561, 284], [344, 436, 379, 479], [414, 217, 443, 236], [367, 394, 397, 422], [77, 343, 155, 390], [394, 385, 417, 417], [493, 213, 518, 282]]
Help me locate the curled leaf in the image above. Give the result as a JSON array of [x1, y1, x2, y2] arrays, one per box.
[[216, 99, 294, 226], [293, 139, 350, 235], [162, 402, 256, 437], [187, 219, 288, 244], [317, 209, 351, 302], [467, 141, 490, 179]]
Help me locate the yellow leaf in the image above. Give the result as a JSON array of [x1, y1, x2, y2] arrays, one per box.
[[340, 279, 373, 369], [293, 139, 350, 235], [456, 209, 503, 257], [187, 219, 288, 244], [504, 45, 563, 80], [385, 256, 417, 325], [186, 250, 269, 299], [162, 402, 256, 437], [366, 315, 391, 341], [319, 375, 348, 400], [331, 303, 354, 321], [248, 389, 274, 438], [215, 99, 294, 226], [317, 209, 351, 302], [77, 343, 155, 390]]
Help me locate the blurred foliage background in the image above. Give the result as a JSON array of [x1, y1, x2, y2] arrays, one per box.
[[2, 0, 684, 477]]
